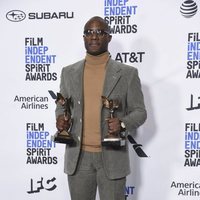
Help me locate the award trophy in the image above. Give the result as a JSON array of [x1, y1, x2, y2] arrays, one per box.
[[101, 96, 125, 147], [51, 93, 74, 144]]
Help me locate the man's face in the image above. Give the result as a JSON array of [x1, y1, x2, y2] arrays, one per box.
[[83, 20, 112, 56]]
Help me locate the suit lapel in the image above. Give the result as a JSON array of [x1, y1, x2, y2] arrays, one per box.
[[102, 59, 122, 98], [67, 59, 121, 100]]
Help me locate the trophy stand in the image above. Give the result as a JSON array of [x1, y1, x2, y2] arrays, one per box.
[[51, 93, 74, 144], [52, 129, 74, 144], [101, 96, 125, 147]]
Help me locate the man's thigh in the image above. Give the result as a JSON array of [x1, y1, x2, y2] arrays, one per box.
[[67, 151, 97, 200], [97, 168, 126, 200]]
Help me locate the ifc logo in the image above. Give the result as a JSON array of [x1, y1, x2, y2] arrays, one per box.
[[180, 0, 198, 18], [6, 10, 26, 22]]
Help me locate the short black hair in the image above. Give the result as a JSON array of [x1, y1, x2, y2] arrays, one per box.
[[84, 16, 110, 33]]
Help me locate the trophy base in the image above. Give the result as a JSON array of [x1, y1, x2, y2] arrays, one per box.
[[51, 131, 74, 144], [102, 137, 125, 147]]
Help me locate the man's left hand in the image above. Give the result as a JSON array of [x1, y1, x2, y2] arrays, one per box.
[[107, 118, 121, 136]]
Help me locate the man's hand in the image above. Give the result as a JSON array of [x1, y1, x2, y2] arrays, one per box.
[[107, 118, 121, 136], [56, 114, 71, 132]]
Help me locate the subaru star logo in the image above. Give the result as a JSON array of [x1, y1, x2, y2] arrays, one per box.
[[6, 10, 26, 22]]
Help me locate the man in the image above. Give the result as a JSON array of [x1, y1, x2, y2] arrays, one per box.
[[56, 16, 147, 200]]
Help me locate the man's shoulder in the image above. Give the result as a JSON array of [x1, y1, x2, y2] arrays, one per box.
[[62, 59, 85, 71], [109, 58, 137, 72]]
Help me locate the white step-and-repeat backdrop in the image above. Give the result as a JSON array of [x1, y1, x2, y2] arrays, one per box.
[[1, 0, 200, 199]]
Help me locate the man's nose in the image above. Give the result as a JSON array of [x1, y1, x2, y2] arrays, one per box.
[[90, 33, 98, 39]]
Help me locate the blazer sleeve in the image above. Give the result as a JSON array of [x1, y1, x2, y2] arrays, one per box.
[[120, 68, 147, 131], [55, 67, 68, 118]]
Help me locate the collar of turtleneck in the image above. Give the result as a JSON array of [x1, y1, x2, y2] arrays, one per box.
[[85, 51, 110, 65]]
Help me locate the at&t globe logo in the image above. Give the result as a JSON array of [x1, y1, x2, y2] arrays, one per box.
[[6, 10, 26, 22], [180, 0, 198, 18]]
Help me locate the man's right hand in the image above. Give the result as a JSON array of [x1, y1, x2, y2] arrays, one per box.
[[56, 114, 71, 132]]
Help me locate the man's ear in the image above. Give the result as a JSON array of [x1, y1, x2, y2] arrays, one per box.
[[108, 34, 112, 43]]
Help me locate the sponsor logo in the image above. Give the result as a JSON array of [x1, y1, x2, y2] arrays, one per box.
[[125, 185, 135, 199], [6, 10, 26, 22], [186, 33, 200, 79], [28, 12, 74, 19], [14, 94, 49, 109], [27, 177, 57, 194], [186, 94, 200, 111], [25, 37, 57, 81], [6, 10, 74, 22], [171, 181, 200, 196], [26, 123, 57, 165], [115, 51, 145, 64], [180, 0, 198, 18], [104, 0, 138, 34], [184, 123, 200, 167]]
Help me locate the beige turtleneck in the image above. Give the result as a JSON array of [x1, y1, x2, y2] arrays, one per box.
[[82, 52, 110, 152]]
